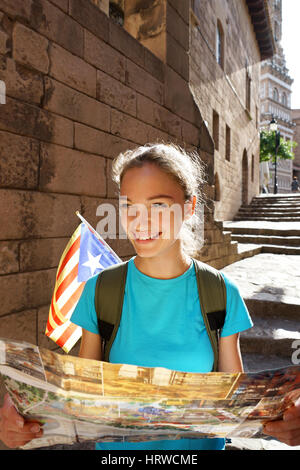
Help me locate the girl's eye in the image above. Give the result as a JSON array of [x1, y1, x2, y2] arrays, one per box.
[[152, 202, 168, 208]]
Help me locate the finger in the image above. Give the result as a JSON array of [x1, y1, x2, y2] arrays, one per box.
[[3, 427, 43, 448], [2, 395, 24, 429], [264, 418, 300, 434], [264, 429, 300, 447], [5, 420, 41, 434], [284, 404, 300, 421]]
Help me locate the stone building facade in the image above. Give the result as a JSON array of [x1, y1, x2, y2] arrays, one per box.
[[291, 109, 300, 181], [0, 1, 274, 357], [189, 0, 274, 221], [260, 0, 295, 193]]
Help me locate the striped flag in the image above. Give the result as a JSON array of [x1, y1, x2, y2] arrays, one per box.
[[45, 212, 122, 353]]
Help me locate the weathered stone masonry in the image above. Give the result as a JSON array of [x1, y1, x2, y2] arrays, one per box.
[[0, 0, 241, 353]]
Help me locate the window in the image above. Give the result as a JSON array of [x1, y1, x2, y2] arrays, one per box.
[[216, 20, 224, 70], [282, 92, 287, 107], [273, 87, 279, 101], [246, 70, 251, 112], [225, 124, 231, 161], [212, 110, 219, 151], [251, 154, 255, 182]]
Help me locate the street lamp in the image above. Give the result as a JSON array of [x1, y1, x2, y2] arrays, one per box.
[[269, 118, 280, 194]]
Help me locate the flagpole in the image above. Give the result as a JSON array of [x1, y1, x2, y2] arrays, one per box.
[[75, 211, 122, 262]]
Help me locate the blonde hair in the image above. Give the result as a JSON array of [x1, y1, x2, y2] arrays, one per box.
[[111, 142, 206, 257]]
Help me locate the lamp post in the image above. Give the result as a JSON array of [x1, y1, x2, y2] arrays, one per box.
[[269, 118, 280, 194]]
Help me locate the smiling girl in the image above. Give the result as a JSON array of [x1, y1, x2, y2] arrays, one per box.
[[70, 142, 253, 450], [2, 143, 299, 450]]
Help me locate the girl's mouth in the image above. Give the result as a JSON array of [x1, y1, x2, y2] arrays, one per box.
[[133, 232, 162, 243]]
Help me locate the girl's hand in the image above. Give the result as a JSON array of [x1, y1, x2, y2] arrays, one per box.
[[0, 393, 43, 448], [263, 402, 300, 447]]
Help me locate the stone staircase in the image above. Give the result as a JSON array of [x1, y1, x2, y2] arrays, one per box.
[[221, 253, 300, 373], [233, 194, 300, 222], [224, 194, 300, 255], [222, 194, 300, 372]]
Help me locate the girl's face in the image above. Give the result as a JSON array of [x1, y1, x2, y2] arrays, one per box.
[[119, 163, 194, 259]]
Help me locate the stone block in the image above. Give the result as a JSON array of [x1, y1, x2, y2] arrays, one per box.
[[49, 0, 69, 13], [106, 158, 119, 198], [0, 269, 56, 316], [44, 77, 110, 132], [74, 122, 135, 159], [0, 0, 32, 22], [39, 142, 107, 197], [0, 189, 80, 240], [167, 35, 189, 80], [19, 237, 69, 272], [168, 0, 189, 25], [166, 3, 189, 50], [30, 0, 84, 57], [37, 304, 58, 350], [109, 20, 145, 68], [49, 42, 97, 97], [136, 93, 181, 139], [181, 119, 200, 147], [111, 108, 150, 144], [47, 112, 74, 147], [0, 56, 44, 105], [96, 69, 136, 117], [144, 48, 165, 83], [84, 30, 126, 83], [12, 22, 49, 74], [0, 130, 39, 189], [126, 58, 164, 105], [0, 96, 53, 142], [69, 0, 109, 43], [0, 241, 19, 274], [0, 309, 37, 343], [164, 66, 200, 124]]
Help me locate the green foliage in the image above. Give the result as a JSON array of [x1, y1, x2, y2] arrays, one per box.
[[260, 130, 297, 163]]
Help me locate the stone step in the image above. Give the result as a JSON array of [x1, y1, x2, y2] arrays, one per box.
[[239, 206, 300, 212], [240, 314, 300, 358], [231, 234, 300, 246], [261, 244, 300, 255], [249, 202, 300, 208], [244, 299, 300, 325], [241, 353, 294, 373], [237, 210, 300, 217], [223, 225, 300, 237], [234, 216, 300, 222], [253, 195, 300, 201]]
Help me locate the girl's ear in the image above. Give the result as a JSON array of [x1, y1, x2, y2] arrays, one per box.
[[184, 195, 196, 220]]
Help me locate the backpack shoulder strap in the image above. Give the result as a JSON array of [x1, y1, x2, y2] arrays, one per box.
[[192, 258, 227, 372], [94, 261, 129, 362]]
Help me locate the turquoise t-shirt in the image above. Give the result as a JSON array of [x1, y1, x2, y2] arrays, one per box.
[[71, 256, 253, 451]]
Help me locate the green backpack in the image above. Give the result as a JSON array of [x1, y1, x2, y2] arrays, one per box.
[[95, 258, 226, 372]]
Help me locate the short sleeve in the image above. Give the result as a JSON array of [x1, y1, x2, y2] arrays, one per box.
[[70, 274, 99, 334], [220, 272, 253, 337]]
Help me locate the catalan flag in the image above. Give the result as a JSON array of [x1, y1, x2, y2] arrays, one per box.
[[45, 212, 122, 353]]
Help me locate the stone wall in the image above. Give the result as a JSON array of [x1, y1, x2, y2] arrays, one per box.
[[0, 0, 239, 360], [189, 0, 261, 221]]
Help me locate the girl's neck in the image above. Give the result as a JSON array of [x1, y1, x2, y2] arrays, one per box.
[[133, 245, 192, 280]]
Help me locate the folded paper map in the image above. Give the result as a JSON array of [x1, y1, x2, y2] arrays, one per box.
[[0, 338, 299, 449]]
